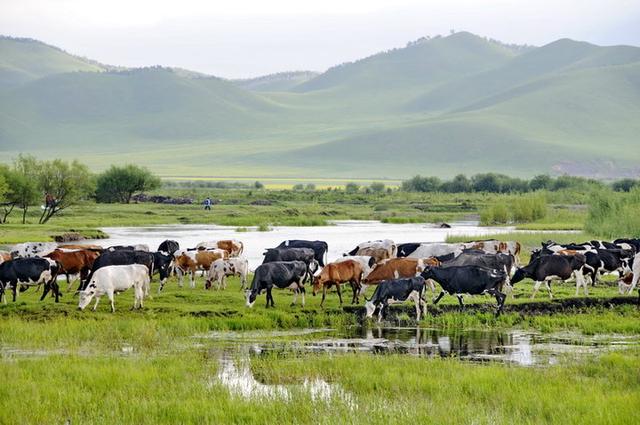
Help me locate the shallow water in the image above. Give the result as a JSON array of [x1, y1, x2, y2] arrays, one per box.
[[94, 220, 518, 268]]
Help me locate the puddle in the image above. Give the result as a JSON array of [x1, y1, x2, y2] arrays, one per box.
[[211, 349, 356, 408]]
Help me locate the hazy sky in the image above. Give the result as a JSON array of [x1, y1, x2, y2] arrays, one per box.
[[2, 0, 639, 78]]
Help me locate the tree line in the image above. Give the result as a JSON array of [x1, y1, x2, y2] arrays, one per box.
[[400, 173, 639, 193], [0, 156, 160, 224]]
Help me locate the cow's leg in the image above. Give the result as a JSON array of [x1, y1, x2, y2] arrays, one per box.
[[176, 268, 184, 288], [291, 287, 298, 306], [492, 289, 506, 317], [266, 287, 273, 308], [335, 282, 343, 306], [300, 286, 305, 307], [190, 269, 196, 289], [320, 285, 327, 308], [412, 292, 421, 321], [456, 294, 465, 310], [545, 280, 553, 299], [531, 281, 542, 299], [350, 281, 358, 304], [433, 291, 445, 305], [107, 290, 116, 313], [40, 283, 51, 301], [93, 296, 100, 311], [52, 281, 60, 303], [358, 284, 368, 301]]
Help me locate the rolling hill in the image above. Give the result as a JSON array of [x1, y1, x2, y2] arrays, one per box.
[[0, 32, 639, 179]]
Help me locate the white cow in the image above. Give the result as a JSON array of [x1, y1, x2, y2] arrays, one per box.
[[78, 264, 149, 312], [406, 243, 463, 259], [10, 242, 58, 258], [206, 257, 250, 290], [333, 256, 376, 278]]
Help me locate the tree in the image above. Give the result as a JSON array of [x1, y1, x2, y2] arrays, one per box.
[[401, 176, 441, 192], [254, 181, 264, 189], [441, 174, 471, 193], [305, 183, 316, 191], [0, 166, 12, 223], [530, 174, 552, 191], [12, 155, 41, 224], [370, 182, 385, 193], [95, 165, 161, 204], [612, 178, 638, 192], [471, 173, 502, 193], [38, 159, 95, 224], [345, 182, 360, 193]]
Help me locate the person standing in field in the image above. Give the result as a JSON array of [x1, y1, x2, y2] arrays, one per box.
[[204, 197, 212, 211]]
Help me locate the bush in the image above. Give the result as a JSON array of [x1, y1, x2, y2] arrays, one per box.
[[612, 179, 638, 192], [480, 203, 509, 225], [512, 194, 547, 222], [345, 182, 360, 193], [584, 188, 640, 238]]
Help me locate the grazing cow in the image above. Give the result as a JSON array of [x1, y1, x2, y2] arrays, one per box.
[[205, 257, 250, 290], [512, 254, 587, 298], [334, 256, 376, 278], [82, 250, 155, 291], [245, 261, 309, 308], [10, 242, 58, 258], [364, 277, 427, 322], [0, 258, 60, 303], [277, 240, 329, 267], [312, 259, 364, 307], [153, 251, 174, 292], [157, 240, 180, 255], [421, 266, 507, 316], [196, 240, 244, 257], [346, 240, 396, 259], [107, 244, 150, 252], [262, 248, 318, 280], [174, 249, 228, 288], [78, 264, 149, 312], [45, 249, 101, 289], [405, 243, 464, 259]]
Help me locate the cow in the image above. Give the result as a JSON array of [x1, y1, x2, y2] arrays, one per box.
[[277, 240, 328, 267], [512, 254, 587, 298], [245, 261, 308, 308], [153, 251, 174, 292], [441, 251, 515, 294], [312, 259, 364, 307], [262, 248, 318, 281], [157, 240, 180, 255], [78, 264, 149, 312], [421, 266, 507, 316], [351, 246, 394, 264], [396, 243, 423, 258], [205, 257, 250, 290], [196, 240, 244, 257], [620, 253, 640, 295], [364, 276, 427, 322], [0, 250, 11, 265], [405, 243, 464, 259], [45, 248, 101, 289], [613, 238, 640, 253], [346, 240, 396, 259], [174, 249, 228, 288], [461, 240, 522, 265], [0, 258, 60, 303], [107, 244, 150, 252], [333, 256, 376, 278], [82, 250, 155, 291], [10, 242, 58, 258], [57, 244, 104, 251], [362, 258, 439, 295]]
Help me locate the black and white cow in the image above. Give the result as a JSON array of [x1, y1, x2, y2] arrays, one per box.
[[442, 251, 515, 294], [396, 243, 423, 258], [10, 242, 58, 259], [613, 238, 640, 253], [153, 251, 174, 291], [364, 276, 427, 322], [262, 248, 318, 280], [0, 258, 60, 303], [157, 240, 180, 255], [512, 254, 587, 298], [82, 250, 155, 291], [276, 240, 329, 267], [421, 266, 507, 316], [245, 261, 309, 308]]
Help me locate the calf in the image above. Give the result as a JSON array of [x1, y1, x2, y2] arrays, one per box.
[[0, 258, 60, 303], [78, 264, 149, 312], [45, 248, 101, 289], [277, 240, 328, 266], [421, 266, 507, 316], [205, 257, 250, 290], [364, 276, 427, 322], [312, 259, 364, 307], [512, 254, 587, 298], [174, 249, 228, 288], [245, 261, 308, 308]]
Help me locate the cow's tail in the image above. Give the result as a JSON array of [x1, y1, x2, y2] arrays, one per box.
[[238, 241, 244, 256]]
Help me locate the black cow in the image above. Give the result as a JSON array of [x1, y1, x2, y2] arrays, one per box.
[[263, 248, 318, 281], [81, 250, 154, 290], [442, 252, 514, 288], [421, 266, 507, 316], [245, 261, 308, 308], [276, 240, 328, 267], [157, 240, 180, 254], [512, 254, 587, 298], [364, 276, 426, 322], [0, 258, 60, 303], [396, 243, 421, 258]]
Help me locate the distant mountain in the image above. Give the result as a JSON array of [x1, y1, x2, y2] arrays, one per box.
[[233, 71, 319, 92], [0, 32, 639, 179]]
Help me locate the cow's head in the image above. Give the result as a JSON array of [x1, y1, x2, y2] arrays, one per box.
[[77, 282, 97, 310], [510, 268, 526, 285], [364, 301, 376, 318], [311, 275, 322, 296], [245, 289, 257, 308]]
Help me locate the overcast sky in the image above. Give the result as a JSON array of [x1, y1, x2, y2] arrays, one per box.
[[2, 0, 639, 78]]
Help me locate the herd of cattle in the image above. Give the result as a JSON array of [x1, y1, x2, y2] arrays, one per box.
[[0, 237, 639, 320]]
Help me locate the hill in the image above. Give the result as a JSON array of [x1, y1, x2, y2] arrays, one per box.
[[0, 32, 639, 179]]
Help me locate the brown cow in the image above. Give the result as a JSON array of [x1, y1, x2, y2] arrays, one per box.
[[196, 240, 243, 257], [58, 244, 104, 251], [45, 249, 101, 289], [312, 260, 364, 307], [174, 249, 229, 288], [362, 257, 439, 297], [356, 247, 392, 264]]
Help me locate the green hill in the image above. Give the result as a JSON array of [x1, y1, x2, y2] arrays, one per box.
[[0, 32, 639, 179]]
